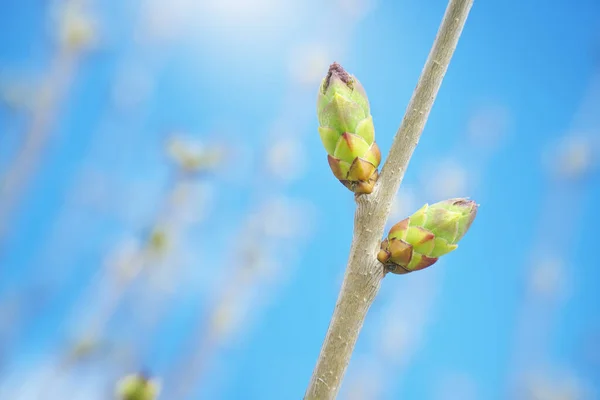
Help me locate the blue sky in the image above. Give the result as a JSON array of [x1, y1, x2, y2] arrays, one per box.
[[1, 0, 600, 399]]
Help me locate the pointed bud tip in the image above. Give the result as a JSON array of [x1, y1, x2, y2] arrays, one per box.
[[435, 198, 479, 223], [324, 62, 353, 91], [457, 198, 477, 205], [451, 198, 478, 225], [447, 197, 479, 210]]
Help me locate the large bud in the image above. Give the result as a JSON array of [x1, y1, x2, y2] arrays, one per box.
[[116, 374, 160, 400], [317, 62, 381, 194], [378, 198, 478, 274]]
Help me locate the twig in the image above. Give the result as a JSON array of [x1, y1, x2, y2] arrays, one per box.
[[304, 1, 473, 398], [37, 168, 194, 398], [167, 214, 271, 399], [0, 48, 77, 254], [168, 271, 247, 399], [0, 0, 96, 255]]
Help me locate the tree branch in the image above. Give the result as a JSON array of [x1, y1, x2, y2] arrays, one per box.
[[304, 0, 474, 398]]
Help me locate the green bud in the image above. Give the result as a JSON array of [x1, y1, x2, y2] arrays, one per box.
[[378, 198, 478, 274], [116, 374, 160, 400], [317, 62, 380, 194]]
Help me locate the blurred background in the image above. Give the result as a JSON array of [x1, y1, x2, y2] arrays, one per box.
[[1, 0, 599, 399]]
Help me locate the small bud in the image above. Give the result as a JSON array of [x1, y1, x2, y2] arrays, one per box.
[[378, 198, 478, 274], [57, 2, 97, 51], [116, 374, 160, 400], [69, 337, 99, 361], [148, 226, 169, 255], [317, 62, 380, 194], [167, 136, 222, 174]]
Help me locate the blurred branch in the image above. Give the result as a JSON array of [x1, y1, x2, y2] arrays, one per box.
[[166, 139, 310, 398], [168, 250, 262, 399], [40, 141, 219, 396], [0, 0, 95, 254], [167, 205, 278, 399], [305, 1, 473, 398], [0, 285, 53, 373], [0, 51, 75, 249], [506, 58, 600, 398]]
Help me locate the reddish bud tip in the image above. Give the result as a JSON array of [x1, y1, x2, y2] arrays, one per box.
[[324, 62, 352, 90]]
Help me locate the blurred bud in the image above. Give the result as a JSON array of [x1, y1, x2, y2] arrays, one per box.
[[167, 136, 222, 173], [545, 135, 597, 181], [68, 337, 99, 361], [116, 374, 160, 400], [317, 62, 380, 194], [378, 198, 478, 274], [147, 226, 170, 255], [57, 2, 97, 51]]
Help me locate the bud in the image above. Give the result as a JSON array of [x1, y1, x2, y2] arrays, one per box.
[[57, 2, 96, 51], [116, 374, 160, 400], [167, 136, 222, 174], [317, 62, 381, 194], [148, 226, 169, 255], [378, 198, 478, 274]]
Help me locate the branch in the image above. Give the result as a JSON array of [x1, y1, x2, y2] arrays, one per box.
[[304, 0, 474, 398]]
